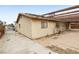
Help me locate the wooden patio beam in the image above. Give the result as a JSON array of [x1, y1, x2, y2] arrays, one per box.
[[55, 10, 79, 16], [43, 5, 79, 15]]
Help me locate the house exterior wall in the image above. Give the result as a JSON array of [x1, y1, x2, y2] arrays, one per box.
[[31, 19, 56, 39], [48, 21, 56, 35], [16, 16, 32, 38], [16, 16, 66, 39], [59, 22, 66, 32]]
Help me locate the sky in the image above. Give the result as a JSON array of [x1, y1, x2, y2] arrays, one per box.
[[0, 5, 71, 24]]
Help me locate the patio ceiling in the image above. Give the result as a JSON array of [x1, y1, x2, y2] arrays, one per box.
[[43, 5, 79, 22]]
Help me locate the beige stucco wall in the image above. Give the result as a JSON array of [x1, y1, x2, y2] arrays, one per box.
[[47, 21, 56, 35], [16, 16, 66, 39], [16, 16, 32, 38], [31, 19, 56, 39], [59, 22, 66, 32]]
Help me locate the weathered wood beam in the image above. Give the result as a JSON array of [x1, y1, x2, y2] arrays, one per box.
[[54, 13, 79, 19], [43, 5, 79, 15], [55, 10, 79, 16]]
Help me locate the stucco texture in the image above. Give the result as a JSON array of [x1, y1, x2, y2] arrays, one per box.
[[16, 16, 66, 39]]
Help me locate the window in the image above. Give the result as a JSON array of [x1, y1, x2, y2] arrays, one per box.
[[41, 20, 48, 29]]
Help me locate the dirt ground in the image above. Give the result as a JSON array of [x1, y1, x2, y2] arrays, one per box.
[[0, 30, 56, 54], [1, 29, 79, 54], [34, 30, 79, 54]]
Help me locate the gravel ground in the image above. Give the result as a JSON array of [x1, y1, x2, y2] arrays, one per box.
[[0, 30, 56, 54]]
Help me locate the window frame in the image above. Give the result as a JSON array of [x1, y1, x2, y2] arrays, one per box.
[[41, 20, 48, 29]]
